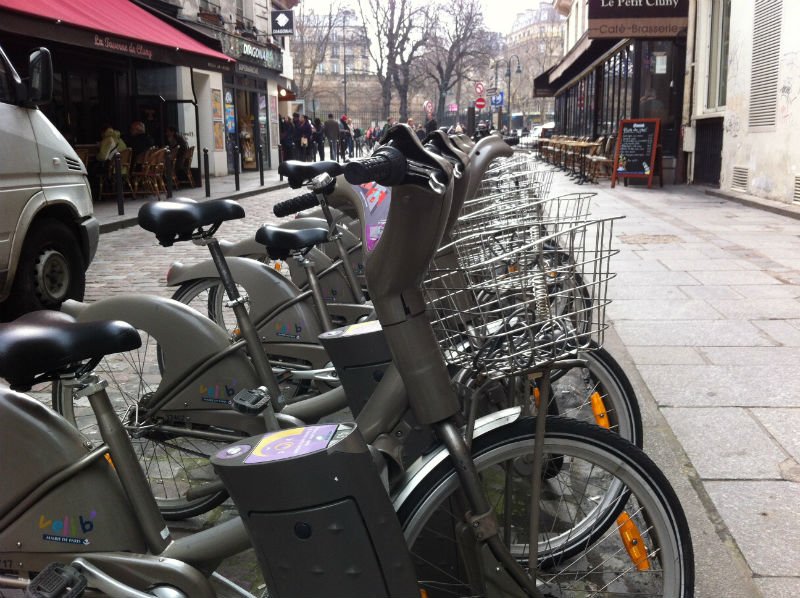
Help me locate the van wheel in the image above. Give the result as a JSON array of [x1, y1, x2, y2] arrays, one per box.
[[4, 219, 85, 318]]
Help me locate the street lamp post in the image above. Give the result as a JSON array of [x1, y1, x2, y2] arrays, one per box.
[[342, 10, 348, 115], [493, 55, 522, 132]]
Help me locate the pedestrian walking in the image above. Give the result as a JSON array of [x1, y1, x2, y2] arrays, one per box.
[[313, 117, 325, 161], [324, 113, 340, 162]]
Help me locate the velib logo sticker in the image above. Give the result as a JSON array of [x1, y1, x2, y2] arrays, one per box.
[[200, 379, 238, 404], [39, 510, 96, 545], [274, 321, 303, 340]]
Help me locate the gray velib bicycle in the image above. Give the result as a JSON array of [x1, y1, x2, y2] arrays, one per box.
[[0, 125, 693, 597], [48, 133, 642, 522]]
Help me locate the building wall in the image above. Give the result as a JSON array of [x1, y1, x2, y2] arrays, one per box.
[[710, 1, 800, 203]]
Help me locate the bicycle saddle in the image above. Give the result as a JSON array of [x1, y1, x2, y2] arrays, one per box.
[[138, 197, 245, 247], [0, 311, 141, 391], [278, 160, 343, 189], [255, 225, 329, 259]]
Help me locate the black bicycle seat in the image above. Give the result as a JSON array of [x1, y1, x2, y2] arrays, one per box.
[[138, 198, 245, 246], [278, 160, 343, 189], [255, 225, 329, 259], [0, 311, 141, 391]]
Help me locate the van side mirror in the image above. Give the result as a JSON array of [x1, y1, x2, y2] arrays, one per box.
[[27, 48, 53, 105]]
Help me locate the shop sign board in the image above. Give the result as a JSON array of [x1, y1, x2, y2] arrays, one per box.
[[271, 10, 295, 36], [221, 33, 283, 73], [587, 0, 689, 39], [611, 118, 661, 189]]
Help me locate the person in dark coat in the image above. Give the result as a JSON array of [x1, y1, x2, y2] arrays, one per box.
[[126, 121, 154, 165], [324, 113, 340, 162], [313, 117, 325, 161], [296, 114, 313, 161]]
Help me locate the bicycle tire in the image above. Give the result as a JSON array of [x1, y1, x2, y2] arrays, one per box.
[[465, 343, 642, 447], [398, 416, 694, 597], [52, 327, 234, 520]]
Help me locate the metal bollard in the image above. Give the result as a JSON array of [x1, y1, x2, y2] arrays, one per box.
[[114, 151, 124, 215], [204, 148, 211, 198], [257, 144, 264, 186], [164, 147, 173, 199], [233, 145, 241, 191], [278, 145, 284, 181]]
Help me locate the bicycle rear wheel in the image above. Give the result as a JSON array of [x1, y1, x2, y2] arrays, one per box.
[[52, 328, 236, 520], [398, 416, 693, 597]]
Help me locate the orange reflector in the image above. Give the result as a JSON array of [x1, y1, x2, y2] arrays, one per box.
[[274, 262, 281, 271], [617, 512, 650, 571], [104, 453, 115, 469], [590, 392, 610, 429], [533, 386, 541, 408], [419, 590, 429, 598], [508, 263, 519, 273]]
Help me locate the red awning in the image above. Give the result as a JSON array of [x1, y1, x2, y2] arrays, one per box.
[[0, 0, 234, 69]]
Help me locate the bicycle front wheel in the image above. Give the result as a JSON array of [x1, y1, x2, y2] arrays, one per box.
[[398, 416, 693, 597]]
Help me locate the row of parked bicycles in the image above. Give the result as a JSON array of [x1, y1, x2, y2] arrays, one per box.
[[0, 124, 693, 597]]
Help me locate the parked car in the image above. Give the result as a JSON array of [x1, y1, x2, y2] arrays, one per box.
[[0, 43, 98, 319], [532, 122, 556, 139]]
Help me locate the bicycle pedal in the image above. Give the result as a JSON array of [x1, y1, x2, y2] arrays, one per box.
[[231, 387, 271, 415], [24, 562, 87, 598]]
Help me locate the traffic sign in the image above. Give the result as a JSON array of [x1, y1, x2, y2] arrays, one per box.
[[491, 91, 504, 107], [485, 87, 497, 97], [475, 82, 485, 95], [474, 97, 487, 110]]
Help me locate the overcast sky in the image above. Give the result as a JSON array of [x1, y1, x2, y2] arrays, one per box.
[[296, 0, 518, 36]]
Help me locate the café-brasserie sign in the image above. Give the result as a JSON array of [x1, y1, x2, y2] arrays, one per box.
[[588, 0, 689, 38]]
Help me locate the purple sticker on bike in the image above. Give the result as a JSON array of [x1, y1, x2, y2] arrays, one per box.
[[244, 425, 339, 464], [351, 183, 391, 251]]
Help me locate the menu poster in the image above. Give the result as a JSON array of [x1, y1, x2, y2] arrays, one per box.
[[611, 119, 660, 189], [211, 89, 223, 121]]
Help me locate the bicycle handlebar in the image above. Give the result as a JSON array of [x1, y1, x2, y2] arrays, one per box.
[[342, 146, 407, 187], [273, 192, 319, 217]]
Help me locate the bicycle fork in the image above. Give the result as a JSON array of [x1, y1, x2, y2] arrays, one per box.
[[434, 420, 548, 598]]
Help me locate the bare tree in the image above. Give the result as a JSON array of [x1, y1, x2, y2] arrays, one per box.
[[293, 2, 342, 98], [358, 0, 427, 119], [391, 4, 430, 121], [420, 0, 494, 122]]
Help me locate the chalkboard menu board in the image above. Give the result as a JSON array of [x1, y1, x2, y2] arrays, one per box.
[[611, 119, 661, 189]]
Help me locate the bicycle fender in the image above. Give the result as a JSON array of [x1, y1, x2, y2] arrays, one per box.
[[61, 295, 260, 410], [218, 237, 266, 259], [464, 135, 515, 203], [165, 256, 325, 344], [391, 407, 522, 512]]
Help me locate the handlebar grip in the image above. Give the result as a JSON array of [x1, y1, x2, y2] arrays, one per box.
[[503, 136, 520, 146], [273, 192, 319, 217], [343, 146, 407, 186]]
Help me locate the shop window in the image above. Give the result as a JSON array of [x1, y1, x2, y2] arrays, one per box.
[[639, 41, 673, 127], [0, 58, 11, 103], [706, 0, 731, 109]]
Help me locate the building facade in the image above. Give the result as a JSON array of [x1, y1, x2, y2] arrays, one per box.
[[506, 3, 564, 128], [0, 0, 297, 179], [536, 0, 688, 184], [687, 0, 799, 205]]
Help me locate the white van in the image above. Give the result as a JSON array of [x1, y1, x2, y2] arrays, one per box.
[[0, 44, 98, 319]]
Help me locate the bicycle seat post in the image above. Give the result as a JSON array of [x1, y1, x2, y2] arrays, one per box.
[[61, 373, 172, 555], [194, 230, 283, 431], [309, 173, 366, 304]]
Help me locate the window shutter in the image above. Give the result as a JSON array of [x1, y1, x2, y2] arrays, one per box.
[[749, 0, 782, 129]]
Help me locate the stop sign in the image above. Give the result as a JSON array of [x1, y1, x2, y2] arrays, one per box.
[[475, 97, 486, 109]]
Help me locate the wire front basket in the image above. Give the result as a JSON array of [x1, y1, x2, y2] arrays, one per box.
[[424, 217, 619, 379]]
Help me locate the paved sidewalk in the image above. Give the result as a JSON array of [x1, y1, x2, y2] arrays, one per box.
[[93, 169, 290, 233], [549, 172, 800, 598]]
